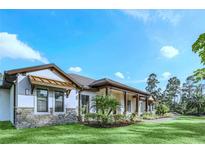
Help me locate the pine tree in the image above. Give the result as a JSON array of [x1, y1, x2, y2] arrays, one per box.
[[145, 73, 161, 101], [164, 77, 181, 111]]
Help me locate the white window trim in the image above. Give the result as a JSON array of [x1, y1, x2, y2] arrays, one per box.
[[34, 87, 50, 115]]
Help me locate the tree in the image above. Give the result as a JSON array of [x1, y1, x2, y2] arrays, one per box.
[[164, 77, 181, 111], [145, 73, 161, 101], [92, 95, 119, 116], [187, 84, 205, 115], [181, 76, 196, 103], [192, 33, 205, 65], [90, 95, 120, 124], [192, 33, 205, 81], [155, 104, 169, 115], [178, 76, 196, 114]]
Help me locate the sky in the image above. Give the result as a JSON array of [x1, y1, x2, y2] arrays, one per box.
[[0, 10, 204, 90]]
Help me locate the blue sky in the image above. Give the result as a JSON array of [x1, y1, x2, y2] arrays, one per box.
[[0, 10, 204, 90]]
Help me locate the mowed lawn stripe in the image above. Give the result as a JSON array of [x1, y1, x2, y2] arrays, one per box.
[[0, 116, 204, 144]]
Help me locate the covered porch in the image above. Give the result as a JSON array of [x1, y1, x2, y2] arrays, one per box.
[[96, 86, 155, 115]]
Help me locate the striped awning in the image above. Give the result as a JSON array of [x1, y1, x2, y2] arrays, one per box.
[[28, 75, 73, 90]]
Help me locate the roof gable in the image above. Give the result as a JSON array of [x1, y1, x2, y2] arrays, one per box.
[[4, 64, 81, 88]]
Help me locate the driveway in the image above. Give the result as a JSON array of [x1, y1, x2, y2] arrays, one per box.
[[142, 116, 177, 123]]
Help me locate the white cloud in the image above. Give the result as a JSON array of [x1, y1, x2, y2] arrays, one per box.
[[121, 10, 182, 26], [122, 10, 150, 22], [115, 72, 125, 79], [0, 32, 48, 63], [157, 10, 182, 26], [160, 46, 179, 58], [162, 72, 172, 80], [69, 66, 82, 73]]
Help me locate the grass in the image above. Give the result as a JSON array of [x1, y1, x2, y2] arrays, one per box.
[[0, 116, 205, 144]]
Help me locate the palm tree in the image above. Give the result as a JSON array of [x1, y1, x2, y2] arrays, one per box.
[[92, 95, 120, 116], [187, 85, 205, 115]]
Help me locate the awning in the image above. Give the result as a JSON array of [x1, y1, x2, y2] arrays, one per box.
[[28, 75, 73, 90]]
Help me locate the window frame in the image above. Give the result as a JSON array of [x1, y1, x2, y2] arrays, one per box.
[[54, 91, 65, 113], [81, 94, 90, 114], [36, 88, 49, 113]]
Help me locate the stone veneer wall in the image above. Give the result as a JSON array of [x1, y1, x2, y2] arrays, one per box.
[[15, 108, 78, 128]]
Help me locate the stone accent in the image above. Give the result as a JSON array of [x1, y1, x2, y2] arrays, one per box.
[[15, 107, 78, 128]]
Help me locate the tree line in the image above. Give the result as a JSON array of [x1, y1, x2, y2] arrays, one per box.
[[145, 73, 205, 115], [145, 33, 205, 116]]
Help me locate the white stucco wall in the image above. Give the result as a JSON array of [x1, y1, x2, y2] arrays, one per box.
[[131, 98, 136, 113], [67, 89, 79, 109], [17, 74, 33, 107], [0, 89, 10, 121], [15, 69, 79, 114], [139, 100, 146, 115], [80, 90, 96, 112], [27, 69, 66, 81], [16, 68, 74, 108]]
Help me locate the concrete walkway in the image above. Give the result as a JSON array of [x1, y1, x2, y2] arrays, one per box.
[[142, 116, 177, 123]]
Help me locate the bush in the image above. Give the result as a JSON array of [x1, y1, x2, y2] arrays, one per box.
[[113, 114, 125, 123], [84, 113, 97, 122], [142, 112, 158, 120], [128, 113, 141, 122], [162, 113, 174, 118], [156, 104, 169, 115], [95, 113, 114, 124]]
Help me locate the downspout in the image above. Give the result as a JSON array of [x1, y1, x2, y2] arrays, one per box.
[[13, 83, 16, 125], [78, 89, 82, 121]]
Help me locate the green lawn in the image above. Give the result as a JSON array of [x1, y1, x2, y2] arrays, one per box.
[[0, 116, 205, 144]]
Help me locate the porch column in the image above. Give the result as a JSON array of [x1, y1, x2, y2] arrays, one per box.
[[78, 91, 81, 117], [145, 96, 148, 112], [135, 94, 139, 113], [105, 87, 109, 96], [124, 91, 127, 114]]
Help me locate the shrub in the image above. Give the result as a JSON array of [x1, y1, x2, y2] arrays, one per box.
[[113, 114, 124, 123], [142, 112, 158, 120], [84, 113, 97, 122], [156, 104, 169, 115], [95, 113, 113, 124], [129, 113, 139, 122], [162, 112, 174, 118]]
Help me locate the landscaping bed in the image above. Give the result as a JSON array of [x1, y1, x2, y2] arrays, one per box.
[[83, 121, 134, 128], [142, 112, 174, 120]]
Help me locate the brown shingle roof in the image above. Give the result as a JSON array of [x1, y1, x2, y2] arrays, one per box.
[[67, 73, 95, 89], [67, 73, 149, 95], [90, 78, 149, 95]]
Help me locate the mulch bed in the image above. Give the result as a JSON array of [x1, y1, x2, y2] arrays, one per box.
[[83, 121, 134, 128]]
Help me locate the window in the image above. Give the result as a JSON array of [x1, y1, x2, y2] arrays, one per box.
[[81, 95, 89, 114], [55, 91, 64, 112], [127, 100, 131, 112], [37, 89, 48, 112]]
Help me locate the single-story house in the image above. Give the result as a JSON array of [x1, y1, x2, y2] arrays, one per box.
[[0, 64, 155, 128]]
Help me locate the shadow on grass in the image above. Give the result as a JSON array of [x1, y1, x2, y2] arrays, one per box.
[[0, 121, 15, 130]]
